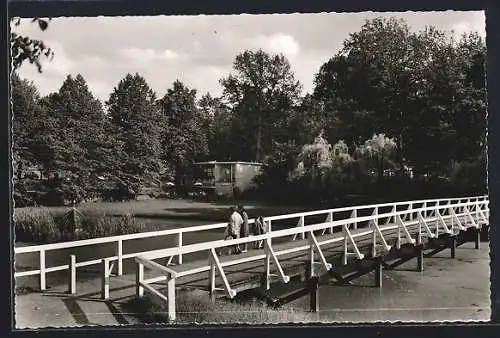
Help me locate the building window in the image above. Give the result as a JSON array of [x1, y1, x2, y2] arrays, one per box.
[[203, 167, 214, 178], [217, 164, 232, 183]]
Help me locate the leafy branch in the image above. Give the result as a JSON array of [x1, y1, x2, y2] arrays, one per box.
[[11, 17, 54, 73]]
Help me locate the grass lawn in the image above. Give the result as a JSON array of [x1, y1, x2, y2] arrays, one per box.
[[15, 198, 312, 222]]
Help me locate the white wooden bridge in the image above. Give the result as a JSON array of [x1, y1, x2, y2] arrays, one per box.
[[14, 196, 490, 321]]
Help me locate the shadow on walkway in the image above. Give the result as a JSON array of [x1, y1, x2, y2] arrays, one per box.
[[62, 298, 91, 325], [59, 293, 132, 325], [104, 301, 130, 325]]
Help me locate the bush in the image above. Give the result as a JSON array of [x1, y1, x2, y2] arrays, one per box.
[[13, 178, 46, 207]]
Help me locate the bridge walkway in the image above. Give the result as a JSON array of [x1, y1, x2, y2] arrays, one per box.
[[139, 215, 487, 301]]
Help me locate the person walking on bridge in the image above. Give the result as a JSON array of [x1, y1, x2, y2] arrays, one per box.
[[227, 206, 243, 254], [238, 205, 249, 253], [253, 216, 265, 249]]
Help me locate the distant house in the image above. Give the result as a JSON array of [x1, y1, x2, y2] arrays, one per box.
[[188, 161, 264, 198]]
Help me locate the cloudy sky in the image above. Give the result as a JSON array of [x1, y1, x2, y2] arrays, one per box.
[[14, 11, 485, 103]]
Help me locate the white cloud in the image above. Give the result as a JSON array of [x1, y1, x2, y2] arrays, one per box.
[[251, 33, 300, 58], [79, 55, 107, 68], [267, 33, 300, 57], [119, 47, 180, 62], [39, 40, 75, 75], [450, 19, 486, 38], [86, 80, 110, 102]]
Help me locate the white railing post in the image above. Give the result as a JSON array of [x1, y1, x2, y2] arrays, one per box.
[[209, 249, 236, 297], [293, 215, 305, 240], [264, 249, 271, 289], [435, 206, 440, 237], [325, 211, 334, 235], [447, 201, 454, 234], [267, 220, 272, 245], [101, 258, 111, 300], [385, 205, 396, 226], [117, 239, 123, 276], [351, 209, 358, 230], [166, 272, 176, 322], [208, 256, 216, 300], [417, 214, 422, 245], [136, 261, 144, 297], [301, 216, 306, 239], [309, 234, 315, 277], [342, 228, 348, 265], [39, 249, 46, 291], [176, 232, 183, 265], [68, 254, 76, 295], [409, 203, 414, 221], [371, 207, 378, 229], [397, 218, 401, 249]]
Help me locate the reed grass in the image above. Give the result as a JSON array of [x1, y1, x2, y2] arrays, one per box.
[[14, 206, 153, 244], [125, 290, 318, 324]]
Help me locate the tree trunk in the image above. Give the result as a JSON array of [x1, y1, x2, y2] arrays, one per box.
[[174, 163, 185, 196], [256, 114, 262, 162], [378, 157, 384, 182], [397, 134, 405, 176]]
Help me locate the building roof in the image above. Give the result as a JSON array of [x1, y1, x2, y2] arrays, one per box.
[[193, 161, 264, 166]]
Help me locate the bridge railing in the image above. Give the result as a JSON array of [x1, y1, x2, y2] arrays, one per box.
[[14, 195, 488, 293], [135, 197, 489, 321]]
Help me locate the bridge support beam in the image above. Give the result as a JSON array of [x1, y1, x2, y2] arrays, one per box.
[[425, 236, 453, 258], [450, 236, 457, 259], [417, 245, 424, 272], [330, 259, 382, 287], [308, 276, 319, 312], [374, 258, 382, 288], [475, 229, 481, 250]]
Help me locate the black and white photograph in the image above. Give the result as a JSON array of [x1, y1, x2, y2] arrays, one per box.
[[11, 10, 490, 327]]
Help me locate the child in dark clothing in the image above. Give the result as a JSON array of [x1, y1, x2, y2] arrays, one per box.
[[253, 216, 265, 249]]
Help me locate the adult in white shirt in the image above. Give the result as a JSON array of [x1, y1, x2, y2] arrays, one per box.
[[227, 206, 243, 254]]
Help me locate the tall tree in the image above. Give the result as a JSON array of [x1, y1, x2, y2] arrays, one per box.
[[220, 49, 302, 162], [106, 73, 163, 198], [313, 17, 487, 179], [40, 74, 107, 202], [11, 73, 45, 168], [198, 93, 233, 160], [11, 73, 50, 206], [159, 80, 208, 185]]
